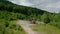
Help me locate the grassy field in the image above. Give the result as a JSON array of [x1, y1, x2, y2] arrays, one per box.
[[30, 24, 60, 34]]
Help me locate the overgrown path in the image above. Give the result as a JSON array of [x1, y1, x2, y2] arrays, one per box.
[[17, 20, 37, 34]]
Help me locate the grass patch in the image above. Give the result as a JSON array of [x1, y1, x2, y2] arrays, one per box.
[[30, 24, 60, 34], [0, 20, 27, 34]]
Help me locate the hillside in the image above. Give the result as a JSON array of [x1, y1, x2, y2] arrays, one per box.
[[0, 0, 60, 34], [0, 0, 53, 20]]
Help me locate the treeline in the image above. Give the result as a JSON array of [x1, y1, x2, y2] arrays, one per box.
[[0, 2, 47, 15], [0, 0, 52, 20]]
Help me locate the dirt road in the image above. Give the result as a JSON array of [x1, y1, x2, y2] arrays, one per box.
[[17, 20, 37, 34]]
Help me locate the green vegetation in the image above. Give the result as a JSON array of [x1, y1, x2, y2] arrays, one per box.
[[0, 11, 27, 34], [0, 19, 26, 34], [0, 0, 28, 34], [30, 24, 60, 34], [0, 0, 60, 34]]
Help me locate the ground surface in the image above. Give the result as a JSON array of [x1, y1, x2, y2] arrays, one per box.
[[17, 20, 60, 34], [17, 20, 37, 34], [30, 24, 60, 34]]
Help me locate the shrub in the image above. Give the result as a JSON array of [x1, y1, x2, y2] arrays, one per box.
[[44, 17, 50, 24], [5, 21, 9, 27]]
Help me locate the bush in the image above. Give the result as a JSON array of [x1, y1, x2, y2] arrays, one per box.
[[44, 17, 50, 24], [5, 21, 9, 27]]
